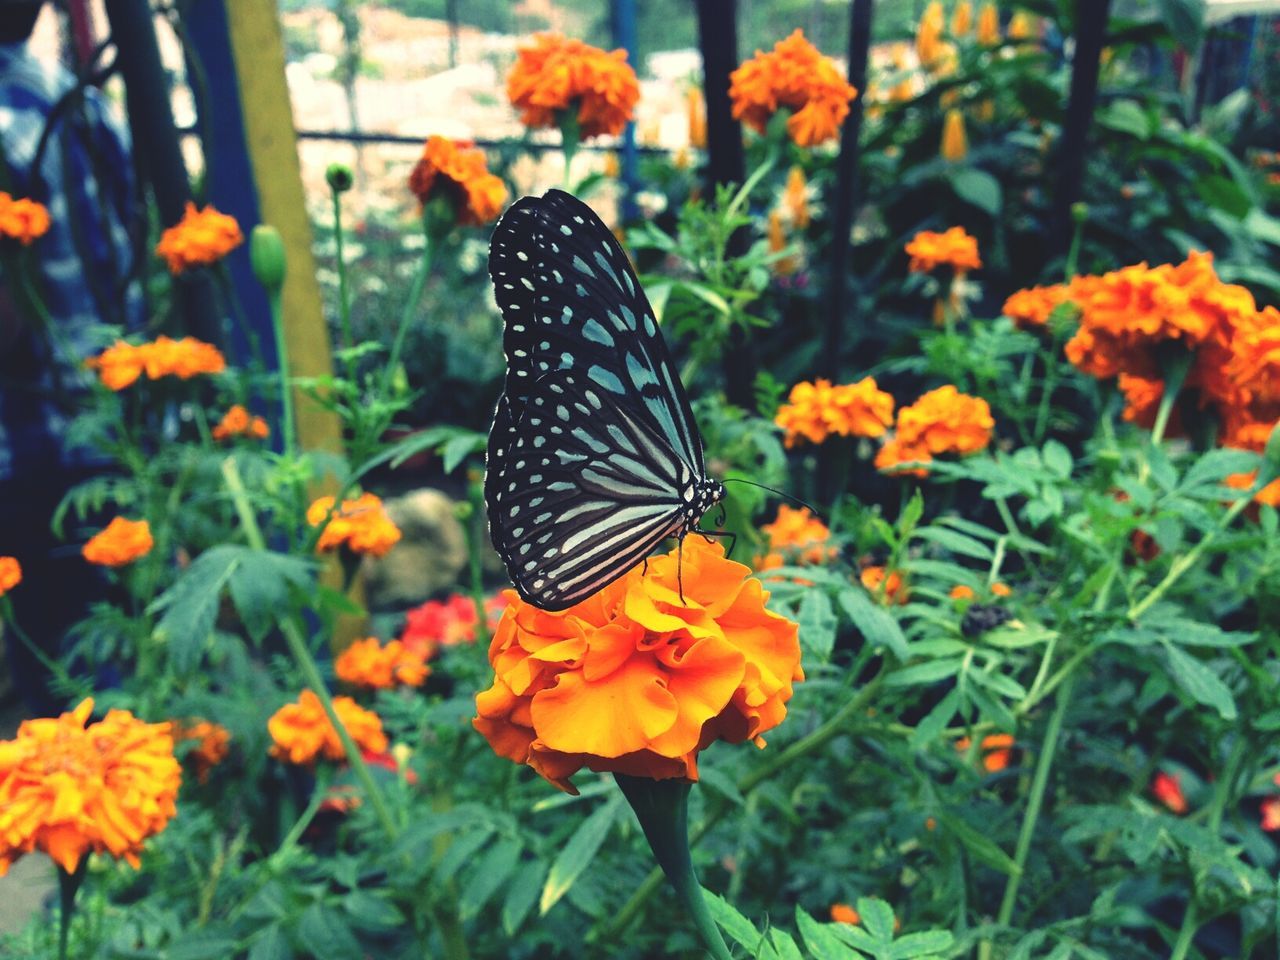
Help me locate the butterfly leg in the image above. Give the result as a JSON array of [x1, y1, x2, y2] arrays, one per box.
[[695, 528, 738, 560], [677, 537, 685, 605]]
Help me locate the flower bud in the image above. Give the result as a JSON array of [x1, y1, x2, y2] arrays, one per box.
[[326, 163, 354, 194], [941, 109, 967, 162], [249, 225, 286, 292], [1071, 201, 1089, 224]]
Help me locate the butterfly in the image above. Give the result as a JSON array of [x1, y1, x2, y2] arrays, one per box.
[[485, 189, 726, 611]]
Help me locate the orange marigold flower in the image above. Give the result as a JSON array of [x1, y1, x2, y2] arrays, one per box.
[[268, 690, 388, 766], [949, 584, 975, 600], [976, 2, 1001, 45], [897, 385, 994, 457], [941, 108, 967, 162], [767, 210, 796, 276], [1227, 305, 1280, 407], [783, 165, 811, 230], [0, 556, 20, 597], [155, 203, 243, 274], [85, 336, 226, 390], [335, 637, 430, 689], [875, 435, 932, 477], [473, 537, 803, 793], [307, 493, 402, 557], [0, 698, 180, 876], [916, 2, 945, 66], [991, 581, 1012, 597], [952, 1, 974, 36], [860, 565, 908, 605], [729, 30, 858, 148], [173, 720, 230, 784], [507, 33, 640, 140], [407, 136, 507, 226], [1002, 284, 1069, 329], [1118, 374, 1164, 429], [84, 341, 148, 391], [905, 227, 981, 274], [211, 404, 269, 442], [956, 733, 1015, 772], [775, 377, 894, 447], [687, 85, 707, 148], [1261, 796, 1280, 832], [831, 903, 861, 925], [1151, 771, 1187, 814], [759, 505, 833, 565], [0, 193, 51, 245], [82, 517, 153, 567]]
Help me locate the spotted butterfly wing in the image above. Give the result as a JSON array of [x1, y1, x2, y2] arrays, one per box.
[[485, 189, 724, 611]]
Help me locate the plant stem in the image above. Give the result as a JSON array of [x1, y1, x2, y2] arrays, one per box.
[[331, 189, 356, 385], [382, 229, 433, 397], [57, 860, 86, 960], [466, 472, 490, 648], [266, 285, 297, 462], [220, 457, 397, 841], [1168, 902, 1199, 960]]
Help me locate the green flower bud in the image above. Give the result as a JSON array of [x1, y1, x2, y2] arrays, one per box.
[[249, 225, 287, 292], [1070, 201, 1089, 223], [326, 163, 354, 194]]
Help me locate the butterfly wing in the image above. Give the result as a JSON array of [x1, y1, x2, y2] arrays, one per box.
[[485, 190, 707, 610]]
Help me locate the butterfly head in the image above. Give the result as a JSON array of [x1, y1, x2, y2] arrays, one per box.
[[682, 476, 726, 532]]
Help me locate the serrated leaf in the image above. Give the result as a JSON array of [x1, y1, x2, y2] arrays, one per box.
[[914, 527, 994, 561], [937, 812, 1021, 876], [771, 929, 805, 960], [437, 826, 495, 882], [837, 589, 909, 661], [1042, 441, 1072, 478], [540, 795, 621, 914], [502, 858, 548, 935], [855, 897, 896, 942], [296, 903, 361, 960], [1163, 643, 1237, 720], [705, 890, 763, 950], [342, 890, 404, 932], [796, 906, 863, 960], [1097, 99, 1151, 139], [247, 925, 292, 960], [167, 938, 241, 960], [460, 838, 522, 919], [888, 930, 955, 959], [149, 545, 242, 674], [798, 590, 837, 659], [228, 549, 315, 642]]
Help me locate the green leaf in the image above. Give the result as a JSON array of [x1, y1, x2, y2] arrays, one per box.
[[855, 897, 896, 942], [167, 938, 241, 960], [441, 432, 485, 473], [296, 903, 361, 960], [1042, 441, 1072, 478], [886, 658, 964, 688], [247, 925, 293, 960], [913, 527, 994, 561], [796, 906, 863, 960], [502, 858, 548, 935], [436, 826, 495, 882], [698, 766, 745, 806], [1156, 0, 1206, 49], [798, 590, 837, 659], [1195, 173, 1250, 219], [227, 549, 315, 643], [887, 930, 955, 959], [705, 890, 763, 950], [342, 891, 404, 932], [951, 168, 1002, 215], [837, 589, 909, 662], [1163, 643, 1237, 720], [149, 545, 242, 674], [771, 929, 805, 960], [460, 838, 522, 919], [910, 688, 960, 750], [1096, 100, 1151, 140], [540, 795, 621, 914], [937, 812, 1021, 876]]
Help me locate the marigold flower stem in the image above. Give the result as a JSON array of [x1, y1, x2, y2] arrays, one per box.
[[383, 226, 434, 398], [330, 188, 356, 384], [57, 859, 87, 960], [220, 457, 398, 841], [615, 775, 733, 960], [265, 267, 297, 462]]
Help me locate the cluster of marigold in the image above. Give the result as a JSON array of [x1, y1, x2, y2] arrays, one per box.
[[1002, 249, 1280, 504], [1151, 769, 1280, 833]]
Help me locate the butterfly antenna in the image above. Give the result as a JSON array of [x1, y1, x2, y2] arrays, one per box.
[[721, 478, 827, 524]]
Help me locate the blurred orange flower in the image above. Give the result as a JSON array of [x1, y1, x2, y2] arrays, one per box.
[[783, 165, 811, 230], [0, 698, 180, 876], [916, 2, 945, 66], [756, 505, 833, 571], [1151, 771, 1187, 814], [173, 720, 230, 784], [860, 565, 908, 605], [507, 33, 639, 139], [1262, 796, 1280, 832], [0, 193, 51, 245], [775, 377, 894, 447], [82, 518, 153, 567], [767, 210, 796, 276], [268, 690, 388, 766], [976, 3, 1000, 45], [307, 493, 401, 557], [687, 85, 707, 148], [335, 637, 430, 689], [877, 385, 993, 476], [401, 593, 503, 658], [155, 203, 243, 274], [949, 584, 975, 600], [474, 537, 802, 793], [941, 108, 967, 161], [729, 30, 858, 147], [831, 903, 860, 925], [952, 1, 974, 36], [407, 136, 507, 226], [85, 336, 226, 390], [956, 733, 1015, 771], [1118, 374, 1165, 428], [1002, 284, 1069, 329], [0, 556, 20, 597], [991, 581, 1012, 597], [905, 227, 981, 274], [212, 404, 269, 442]]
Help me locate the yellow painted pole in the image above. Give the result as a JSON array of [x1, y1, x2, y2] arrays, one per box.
[[223, 0, 341, 457], [224, 2, 366, 647]]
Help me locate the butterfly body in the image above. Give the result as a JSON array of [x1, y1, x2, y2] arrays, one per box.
[[485, 189, 723, 611]]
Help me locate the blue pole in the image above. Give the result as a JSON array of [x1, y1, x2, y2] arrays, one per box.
[[611, 0, 640, 222]]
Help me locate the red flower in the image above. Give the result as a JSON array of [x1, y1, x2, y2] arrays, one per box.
[[1151, 771, 1187, 814]]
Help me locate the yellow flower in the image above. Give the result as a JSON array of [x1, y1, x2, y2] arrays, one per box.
[[0, 698, 180, 875], [474, 537, 802, 792], [1008, 11, 1035, 40], [0, 193, 51, 245], [729, 30, 858, 147], [155, 203, 243, 274], [335, 637, 430, 689], [407, 136, 507, 226], [306, 493, 401, 557], [775, 377, 895, 447], [976, 3, 1001, 45], [941, 108, 968, 161], [0, 556, 21, 597], [82, 518, 153, 567], [268, 690, 388, 766], [506, 33, 640, 139]]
